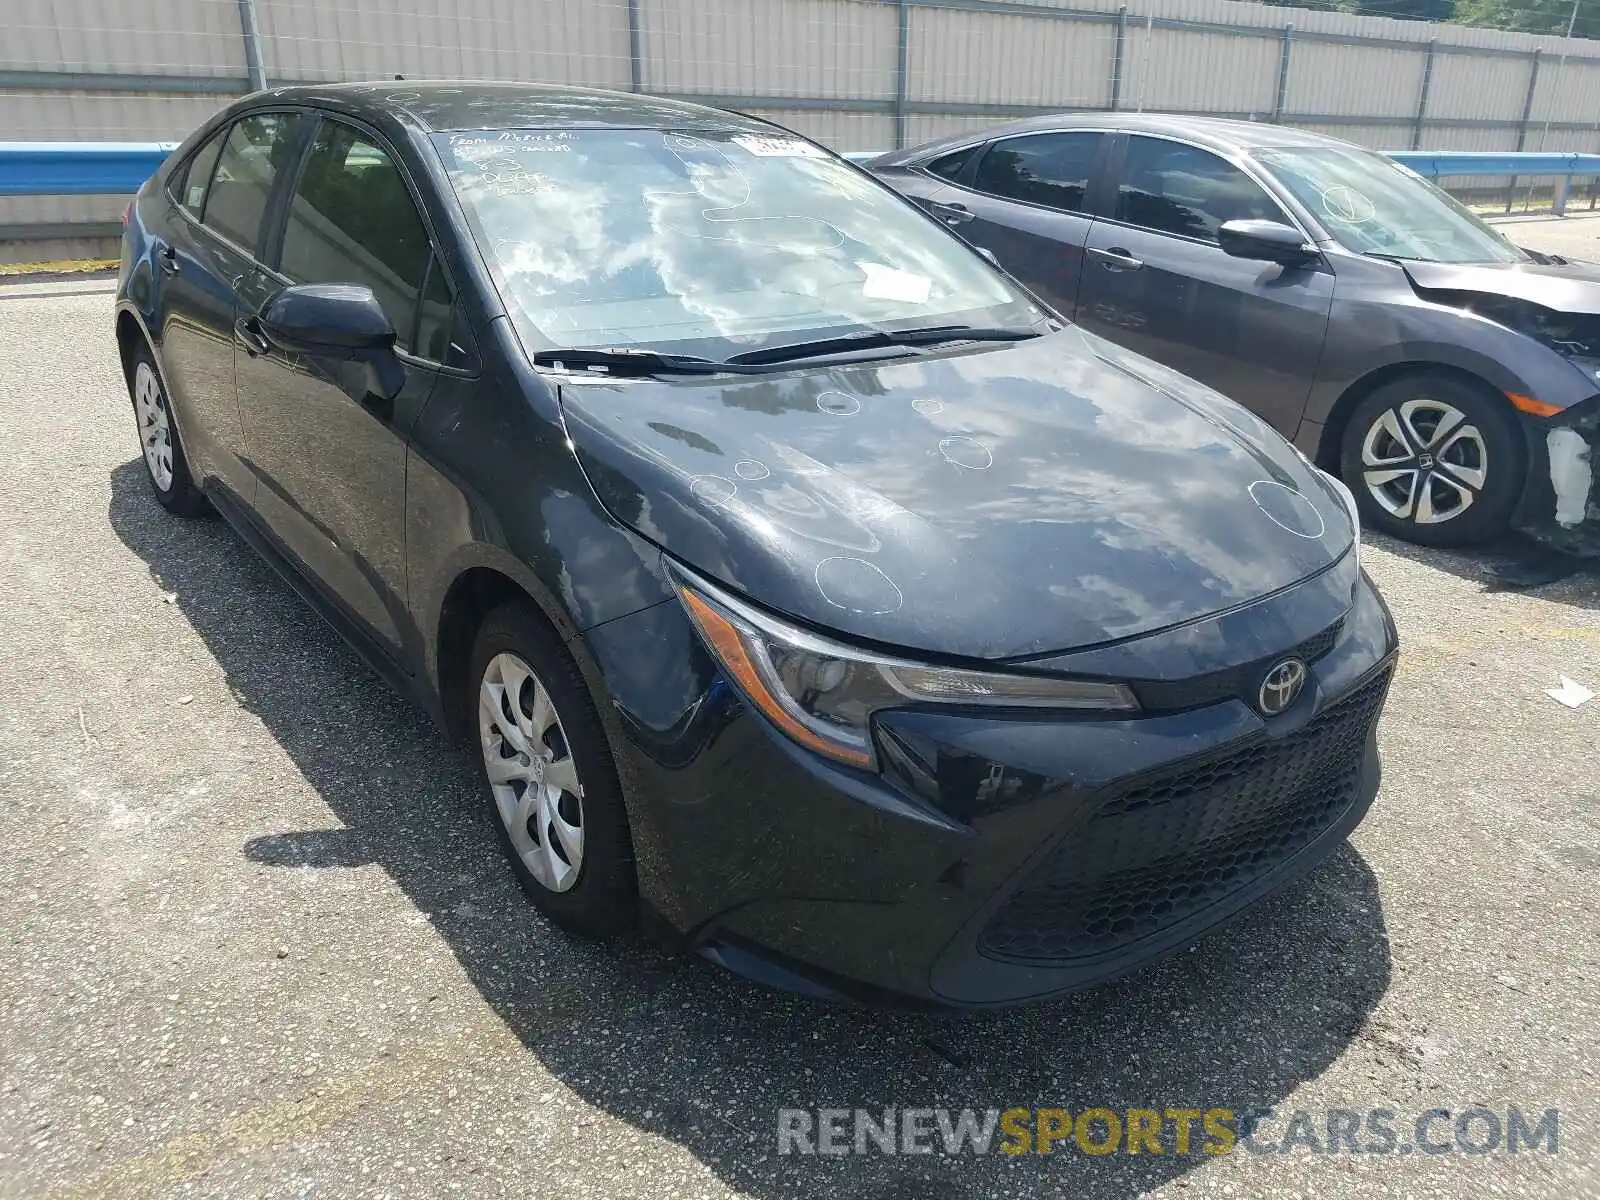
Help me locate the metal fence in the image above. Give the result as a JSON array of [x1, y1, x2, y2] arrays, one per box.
[[9, 0, 1600, 259]]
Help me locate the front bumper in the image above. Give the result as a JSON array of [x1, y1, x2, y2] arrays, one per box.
[[1514, 395, 1600, 557], [583, 562, 1397, 1008]]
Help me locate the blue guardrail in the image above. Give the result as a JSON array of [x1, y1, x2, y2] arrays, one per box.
[[0, 141, 177, 197], [4, 141, 1600, 199]]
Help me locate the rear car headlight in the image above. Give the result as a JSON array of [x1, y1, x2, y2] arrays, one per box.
[[671, 566, 1139, 770]]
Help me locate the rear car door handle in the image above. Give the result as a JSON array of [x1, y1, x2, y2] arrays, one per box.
[[234, 316, 270, 357], [1089, 246, 1143, 271], [158, 246, 180, 275], [930, 201, 974, 226]]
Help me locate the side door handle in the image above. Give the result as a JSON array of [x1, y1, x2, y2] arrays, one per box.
[[1089, 246, 1144, 272], [929, 201, 974, 226], [234, 315, 271, 357], [158, 245, 180, 276]]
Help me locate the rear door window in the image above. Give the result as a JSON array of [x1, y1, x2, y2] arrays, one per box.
[[278, 120, 433, 353], [203, 113, 301, 252], [1115, 136, 1287, 242], [971, 132, 1103, 213]]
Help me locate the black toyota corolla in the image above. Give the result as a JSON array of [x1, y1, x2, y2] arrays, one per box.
[[115, 82, 1397, 1007]]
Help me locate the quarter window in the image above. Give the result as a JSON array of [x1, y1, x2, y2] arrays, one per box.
[[279, 122, 433, 353], [972, 132, 1103, 213], [174, 130, 226, 218], [203, 114, 299, 251], [1116, 136, 1286, 242], [926, 145, 979, 183]]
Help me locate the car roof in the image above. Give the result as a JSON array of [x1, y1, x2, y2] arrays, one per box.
[[872, 112, 1352, 167], [248, 80, 778, 136]]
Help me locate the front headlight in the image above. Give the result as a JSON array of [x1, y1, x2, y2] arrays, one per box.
[[672, 567, 1139, 769], [1319, 468, 1362, 570]]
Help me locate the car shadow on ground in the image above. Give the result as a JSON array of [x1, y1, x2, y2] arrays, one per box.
[[1367, 529, 1599, 611], [108, 459, 1393, 1200]]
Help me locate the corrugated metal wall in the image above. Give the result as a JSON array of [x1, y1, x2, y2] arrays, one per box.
[[9, 0, 1600, 257]]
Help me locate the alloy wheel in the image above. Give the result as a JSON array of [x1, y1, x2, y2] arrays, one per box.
[[133, 361, 174, 491], [1358, 397, 1488, 526], [478, 651, 585, 893]]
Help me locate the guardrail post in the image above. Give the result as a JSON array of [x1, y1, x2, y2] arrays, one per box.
[[1554, 173, 1570, 215], [894, 0, 911, 150], [236, 0, 266, 92], [1509, 48, 1541, 211], [1411, 39, 1435, 150], [1273, 25, 1294, 124], [626, 0, 644, 92], [1110, 6, 1127, 112]]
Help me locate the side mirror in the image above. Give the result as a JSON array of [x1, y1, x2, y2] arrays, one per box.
[[258, 283, 404, 400], [1218, 219, 1317, 267]]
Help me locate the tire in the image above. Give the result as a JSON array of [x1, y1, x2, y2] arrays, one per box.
[[469, 601, 636, 937], [125, 345, 206, 516], [1338, 373, 1524, 548]]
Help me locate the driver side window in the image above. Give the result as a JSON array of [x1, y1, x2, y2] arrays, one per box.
[[1116, 137, 1287, 243], [278, 120, 436, 354]]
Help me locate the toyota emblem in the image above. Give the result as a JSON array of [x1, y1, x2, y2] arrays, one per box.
[[1258, 658, 1307, 716]]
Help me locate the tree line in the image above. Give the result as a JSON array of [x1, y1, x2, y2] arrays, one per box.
[[1261, 0, 1593, 39]]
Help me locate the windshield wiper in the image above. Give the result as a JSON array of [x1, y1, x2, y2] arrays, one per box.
[[532, 346, 743, 377], [725, 324, 1041, 367]]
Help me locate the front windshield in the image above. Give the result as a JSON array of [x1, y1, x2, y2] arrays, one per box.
[[433, 127, 1039, 360], [1254, 146, 1526, 265]]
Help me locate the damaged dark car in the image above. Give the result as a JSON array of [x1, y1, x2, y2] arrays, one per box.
[[116, 83, 1397, 1007], [870, 115, 1599, 554]]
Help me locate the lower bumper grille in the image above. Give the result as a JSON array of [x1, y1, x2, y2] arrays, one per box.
[[978, 666, 1391, 965]]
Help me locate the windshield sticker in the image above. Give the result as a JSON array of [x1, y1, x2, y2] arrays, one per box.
[[1319, 184, 1376, 224], [860, 263, 932, 304], [733, 134, 828, 159]]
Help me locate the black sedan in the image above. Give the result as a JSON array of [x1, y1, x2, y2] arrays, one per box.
[[115, 83, 1395, 1007], [871, 115, 1599, 555]]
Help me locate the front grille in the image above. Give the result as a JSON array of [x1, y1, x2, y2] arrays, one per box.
[[1131, 618, 1343, 713], [978, 666, 1391, 965]]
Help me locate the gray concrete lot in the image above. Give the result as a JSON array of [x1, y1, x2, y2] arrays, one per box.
[[1491, 209, 1600, 262], [0, 276, 1596, 1200]]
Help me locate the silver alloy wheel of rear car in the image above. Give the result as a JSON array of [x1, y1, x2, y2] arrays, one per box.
[[1359, 396, 1488, 526], [478, 651, 585, 893], [133, 360, 174, 492]]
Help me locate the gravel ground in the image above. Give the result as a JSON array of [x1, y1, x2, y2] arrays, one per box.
[[0, 275, 1596, 1200]]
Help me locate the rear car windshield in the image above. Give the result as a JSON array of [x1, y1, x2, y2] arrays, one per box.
[[432, 127, 1037, 360], [1253, 146, 1525, 265]]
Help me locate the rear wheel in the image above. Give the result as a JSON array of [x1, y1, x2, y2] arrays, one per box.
[[470, 601, 636, 936], [126, 346, 205, 516], [1339, 373, 1523, 547]]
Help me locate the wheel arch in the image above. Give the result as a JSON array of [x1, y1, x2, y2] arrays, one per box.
[[434, 564, 550, 744], [114, 306, 149, 383], [1313, 361, 1527, 470]]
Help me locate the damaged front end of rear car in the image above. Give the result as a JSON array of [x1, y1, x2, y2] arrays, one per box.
[[1513, 394, 1600, 556]]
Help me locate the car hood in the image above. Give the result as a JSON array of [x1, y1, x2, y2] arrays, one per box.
[[1402, 258, 1600, 313], [560, 328, 1355, 661]]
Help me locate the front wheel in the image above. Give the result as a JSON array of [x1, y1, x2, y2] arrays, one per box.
[[470, 601, 636, 937], [1339, 374, 1524, 547]]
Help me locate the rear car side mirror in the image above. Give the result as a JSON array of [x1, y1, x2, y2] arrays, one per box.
[[258, 283, 405, 400], [1218, 219, 1318, 267]]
